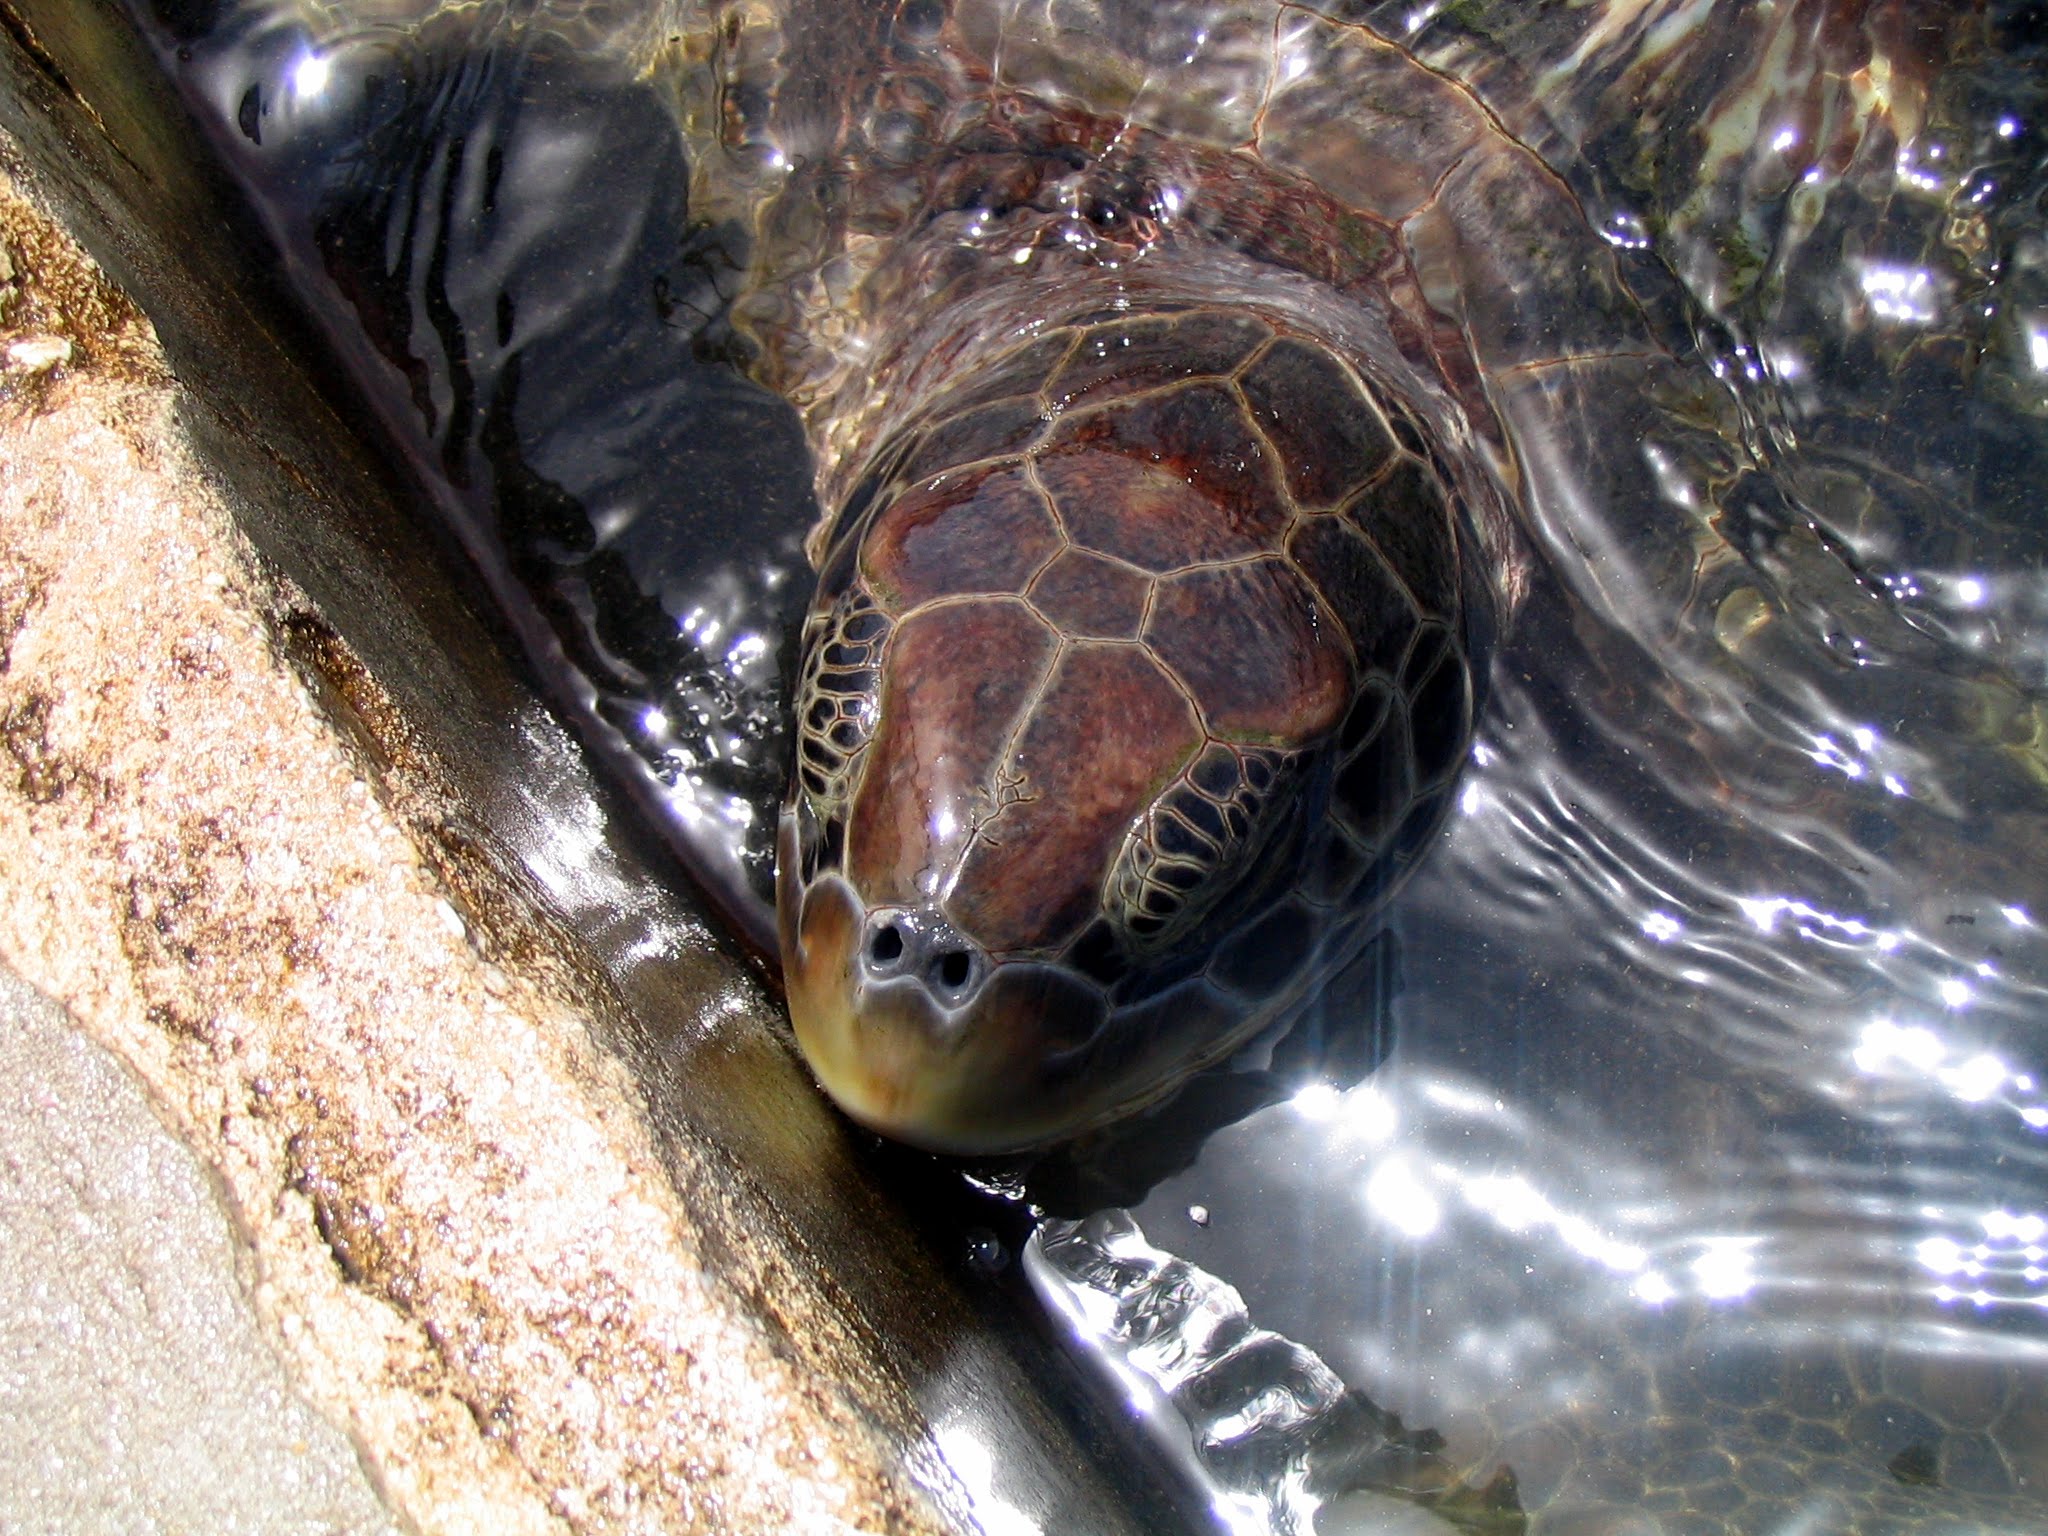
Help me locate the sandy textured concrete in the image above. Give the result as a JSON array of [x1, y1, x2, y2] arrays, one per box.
[[0, 960, 402, 1536], [0, 161, 949, 1534], [0, 6, 1174, 1526]]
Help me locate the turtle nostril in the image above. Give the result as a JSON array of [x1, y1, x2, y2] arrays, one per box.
[[858, 910, 982, 997], [932, 948, 974, 993]]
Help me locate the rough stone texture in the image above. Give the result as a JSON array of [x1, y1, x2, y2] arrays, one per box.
[[0, 162, 944, 1534], [0, 959, 402, 1536], [0, 4, 1184, 1527]]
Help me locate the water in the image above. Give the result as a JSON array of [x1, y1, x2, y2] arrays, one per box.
[[148, 0, 816, 950], [127, 1, 2048, 1531]]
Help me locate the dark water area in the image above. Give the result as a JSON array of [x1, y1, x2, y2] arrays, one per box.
[[149, 1, 815, 950], [127, 2, 2048, 1531]]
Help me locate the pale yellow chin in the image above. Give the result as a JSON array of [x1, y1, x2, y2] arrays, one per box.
[[775, 818, 1109, 1154], [780, 874, 955, 1140]]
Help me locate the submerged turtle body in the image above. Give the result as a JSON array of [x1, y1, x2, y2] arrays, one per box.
[[780, 307, 1486, 1147], [676, 0, 1962, 1150]]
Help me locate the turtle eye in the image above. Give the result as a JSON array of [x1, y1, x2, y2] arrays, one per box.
[[792, 588, 891, 871], [1105, 742, 1300, 952]]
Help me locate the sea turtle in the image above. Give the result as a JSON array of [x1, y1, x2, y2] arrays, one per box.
[[174, 0, 2019, 1162], [658, 0, 1995, 1152]]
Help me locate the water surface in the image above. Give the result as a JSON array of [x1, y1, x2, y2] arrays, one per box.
[[129, 2, 2048, 1530]]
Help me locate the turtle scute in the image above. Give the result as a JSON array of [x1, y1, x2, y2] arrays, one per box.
[[778, 310, 1486, 1152]]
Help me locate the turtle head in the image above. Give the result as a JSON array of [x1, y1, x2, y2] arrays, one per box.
[[777, 313, 1481, 1153], [775, 560, 1134, 1154], [773, 534, 1345, 1152]]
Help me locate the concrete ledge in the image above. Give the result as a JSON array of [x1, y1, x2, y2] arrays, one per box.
[[0, 159, 943, 1530], [0, 2, 1171, 1527]]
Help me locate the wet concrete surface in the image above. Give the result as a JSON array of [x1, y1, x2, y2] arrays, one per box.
[[0, 2, 1175, 1530]]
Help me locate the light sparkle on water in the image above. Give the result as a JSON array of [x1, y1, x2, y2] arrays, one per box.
[[289, 50, 331, 99], [1365, 1158, 1441, 1239], [1693, 1239, 1758, 1301], [1642, 910, 1683, 942]]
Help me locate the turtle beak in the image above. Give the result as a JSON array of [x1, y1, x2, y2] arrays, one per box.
[[776, 815, 1108, 1154]]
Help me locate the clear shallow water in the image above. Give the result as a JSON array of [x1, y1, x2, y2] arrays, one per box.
[[129, 1, 2048, 1530], [144, 0, 818, 949]]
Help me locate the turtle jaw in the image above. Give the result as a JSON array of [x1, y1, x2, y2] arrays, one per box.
[[777, 815, 1108, 1155]]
